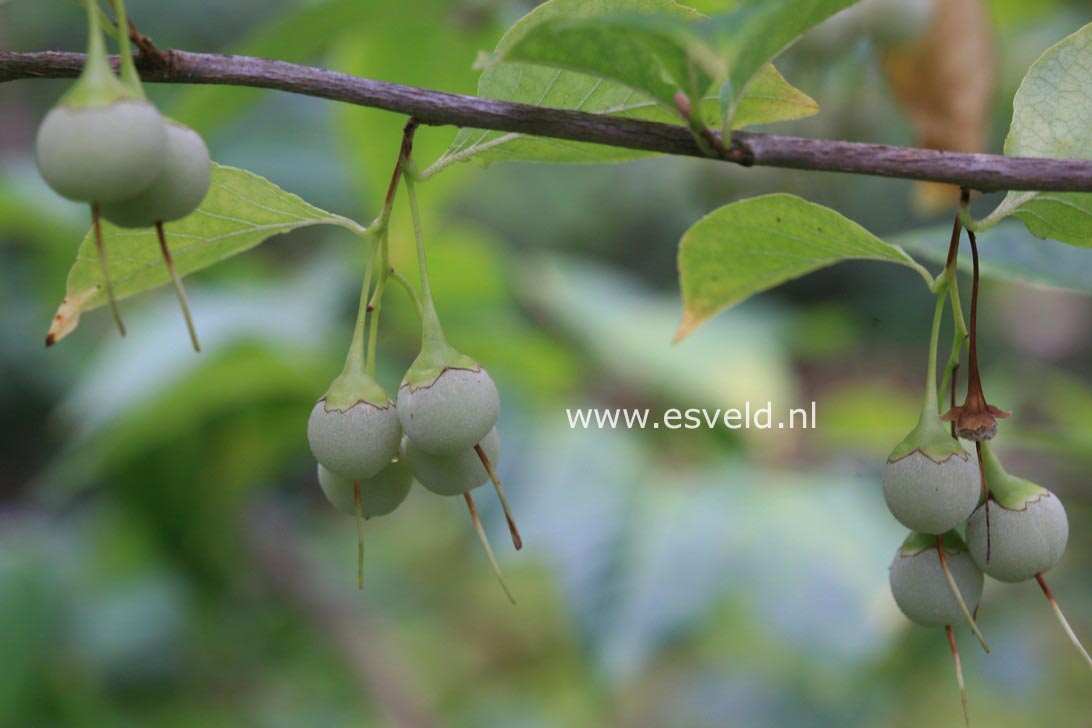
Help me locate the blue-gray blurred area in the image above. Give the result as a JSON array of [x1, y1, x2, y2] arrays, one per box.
[[1, 1, 1090, 726]]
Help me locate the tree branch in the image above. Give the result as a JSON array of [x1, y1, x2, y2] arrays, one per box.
[[2, 49, 1091, 193]]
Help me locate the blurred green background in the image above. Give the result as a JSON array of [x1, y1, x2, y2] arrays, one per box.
[[1, 1, 1090, 726]]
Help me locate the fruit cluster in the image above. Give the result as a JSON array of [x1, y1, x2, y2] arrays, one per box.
[[883, 220, 1088, 724], [306, 147, 520, 601], [36, 0, 210, 351]]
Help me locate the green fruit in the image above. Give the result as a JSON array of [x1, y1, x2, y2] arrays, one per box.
[[307, 399, 402, 481], [890, 532, 984, 628], [966, 494, 1068, 583], [317, 460, 412, 518], [34, 0, 167, 205], [965, 440, 1065, 585], [397, 367, 500, 455], [404, 428, 500, 497], [36, 101, 166, 203], [883, 451, 980, 535], [964, 443, 1068, 582], [100, 122, 211, 227]]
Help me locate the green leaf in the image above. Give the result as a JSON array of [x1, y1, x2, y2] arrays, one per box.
[[434, 0, 816, 171], [969, 23, 1092, 246], [488, 0, 719, 115], [675, 193, 932, 341], [47, 164, 365, 345], [893, 219, 1092, 294], [702, 0, 859, 126]]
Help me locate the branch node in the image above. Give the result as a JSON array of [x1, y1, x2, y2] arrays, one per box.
[[127, 19, 169, 70]]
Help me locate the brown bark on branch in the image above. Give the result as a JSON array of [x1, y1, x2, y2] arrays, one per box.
[[2, 49, 1091, 193]]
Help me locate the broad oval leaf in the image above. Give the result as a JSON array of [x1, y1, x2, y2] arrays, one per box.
[[432, 0, 817, 171], [893, 219, 1092, 294], [48, 164, 365, 345], [970, 23, 1092, 247], [675, 193, 932, 341], [490, 0, 717, 113], [702, 0, 859, 127]]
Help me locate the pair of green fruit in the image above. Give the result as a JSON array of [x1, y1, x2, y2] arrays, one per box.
[[307, 297, 517, 601], [37, 105, 210, 231], [36, 2, 211, 225], [316, 427, 501, 517], [35, 0, 210, 349], [881, 271, 1086, 728], [881, 287, 1069, 611], [884, 435, 1069, 600], [308, 364, 503, 518]]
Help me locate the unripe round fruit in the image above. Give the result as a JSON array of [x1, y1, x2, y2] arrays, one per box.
[[966, 493, 1068, 583], [101, 122, 211, 227], [890, 540, 984, 627], [317, 461, 411, 518], [307, 400, 402, 481], [883, 451, 980, 534], [404, 428, 500, 497], [36, 101, 166, 203], [397, 367, 500, 455]]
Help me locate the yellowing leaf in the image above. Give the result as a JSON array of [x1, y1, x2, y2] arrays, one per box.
[[879, 0, 995, 212]]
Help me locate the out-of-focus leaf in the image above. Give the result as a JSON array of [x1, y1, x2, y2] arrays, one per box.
[[169, 0, 374, 130], [519, 254, 798, 445], [970, 23, 1092, 246], [327, 0, 501, 211], [893, 219, 1092, 293], [703, 0, 859, 126], [880, 0, 995, 213], [47, 164, 365, 345], [675, 194, 933, 340], [41, 342, 323, 499]]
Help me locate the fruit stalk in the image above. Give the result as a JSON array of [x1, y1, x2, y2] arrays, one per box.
[[365, 230, 390, 378], [91, 203, 126, 336], [938, 206, 967, 413], [109, 0, 145, 98], [1035, 574, 1092, 670], [475, 443, 522, 550], [355, 480, 364, 590], [936, 535, 990, 652], [945, 625, 972, 728], [345, 237, 379, 376], [464, 492, 515, 604], [156, 222, 200, 351]]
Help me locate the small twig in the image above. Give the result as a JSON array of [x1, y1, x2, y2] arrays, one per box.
[[3, 50, 1090, 192], [125, 18, 169, 69]]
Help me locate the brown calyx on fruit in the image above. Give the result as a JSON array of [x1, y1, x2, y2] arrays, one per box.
[[942, 395, 1010, 441]]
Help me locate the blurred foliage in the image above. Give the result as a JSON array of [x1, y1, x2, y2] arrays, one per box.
[[1, 1, 1090, 726]]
